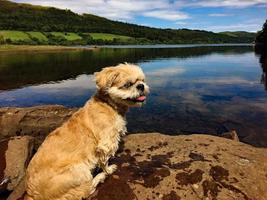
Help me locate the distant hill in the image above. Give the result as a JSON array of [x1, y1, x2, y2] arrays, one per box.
[[0, 0, 257, 45], [219, 31, 256, 40]]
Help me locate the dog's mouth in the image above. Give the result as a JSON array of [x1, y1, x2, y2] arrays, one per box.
[[126, 95, 146, 103]]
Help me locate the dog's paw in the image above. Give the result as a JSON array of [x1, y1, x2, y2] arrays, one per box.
[[94, 172, 106, 183], [106, 164, 117, 175], [98, 172, 107, 183], [91, 172, 107, 189]]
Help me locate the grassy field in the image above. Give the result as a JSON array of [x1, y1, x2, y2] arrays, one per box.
[[27, 31, 48, 41], [0, 45, 93, 52], [0, 30, 133, 44], [0, 30, 32, 41], [89, 33, 132, 41], [50, 32, 82, 41]]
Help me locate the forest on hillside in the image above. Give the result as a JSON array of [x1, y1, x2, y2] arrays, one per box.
[[0, 0, 257, 45]]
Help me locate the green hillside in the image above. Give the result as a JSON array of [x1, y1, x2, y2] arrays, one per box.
[[0, 30, 32, 42], [0, 30, 134, 45], [50, 32, 82, 41], [0, 0, 257, 45], [27, 31, 48, 41], [89, 33, 132, 41], [219, 31, 256, 40]]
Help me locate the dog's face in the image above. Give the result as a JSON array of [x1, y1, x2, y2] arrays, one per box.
[[95, 63, 149, 107]]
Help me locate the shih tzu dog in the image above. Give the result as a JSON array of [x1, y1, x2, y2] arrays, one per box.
[[24, 63, 149, 200]]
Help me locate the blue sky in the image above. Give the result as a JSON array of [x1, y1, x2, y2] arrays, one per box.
[[13, 0, 267, 32]]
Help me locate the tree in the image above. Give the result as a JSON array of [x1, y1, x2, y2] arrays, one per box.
[[0, 35, 5, 44], [255, 19, 267, 45], [263, 20, 267, 32]]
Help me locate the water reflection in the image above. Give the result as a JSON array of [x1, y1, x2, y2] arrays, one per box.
[[1, 45, 267, 147], [261, 73, 267, 90], [0, 46, 252, 90], [255, 45, 267, 90]]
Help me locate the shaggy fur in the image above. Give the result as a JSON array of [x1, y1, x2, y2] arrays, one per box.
[[24, 63, 149, 200]]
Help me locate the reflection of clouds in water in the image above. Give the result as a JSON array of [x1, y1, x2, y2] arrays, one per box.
[[217, 98, 267, 116], [146, 66, 185, 87], [146, 66, 186, 76], [191, 77, 258, 85], [185, 52, 258, 66], [180, 92, 209, 113], [0, 74, 96, 107], [146, 78, 168, 88], [148, 75, 256, 88], [148, 71, 265, 117]]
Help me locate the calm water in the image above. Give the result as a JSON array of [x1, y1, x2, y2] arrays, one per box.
[[0, 45, 267, 147]]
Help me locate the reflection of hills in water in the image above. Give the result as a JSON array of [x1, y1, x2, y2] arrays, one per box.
[[0, 46, 253, 90], [255, 45, 267, 90]]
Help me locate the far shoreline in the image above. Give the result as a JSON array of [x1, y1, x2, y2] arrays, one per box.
[[88, 43, 253, 49], [0, 45, 95, 53], [0, 43, 253, 51]]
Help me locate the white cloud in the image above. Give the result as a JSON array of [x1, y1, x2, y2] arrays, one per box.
[[175, 21, 187, 25], [107, 0, 170, 12], [204, 23, 262, 32], [208, 13, 233, 17], [178, 17, 265, 32], [12, 0, 267, 30], [14, 0, 184, 21], [143, 10, 189, 21], [184, 0, 267, 8]]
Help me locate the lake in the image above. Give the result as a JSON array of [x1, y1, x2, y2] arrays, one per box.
[[0, 44, 267, 147]]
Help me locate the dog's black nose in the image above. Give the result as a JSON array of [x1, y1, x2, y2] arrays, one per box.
[[136, 84, 144, 91]]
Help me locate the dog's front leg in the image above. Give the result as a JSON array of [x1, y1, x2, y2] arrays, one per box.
[[96, 145, 117, 175]]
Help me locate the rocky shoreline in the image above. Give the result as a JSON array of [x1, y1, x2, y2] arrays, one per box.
[[0, 106, 267, 200]]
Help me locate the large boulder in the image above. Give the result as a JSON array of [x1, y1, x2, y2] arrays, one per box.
[[0, 105, 76, 149], [0, 136, 34, 199], [90, 133, 267, 200]]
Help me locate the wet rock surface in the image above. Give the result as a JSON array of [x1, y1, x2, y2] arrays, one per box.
[[89, 134, 267, 200], [0, 136, 34, 200]]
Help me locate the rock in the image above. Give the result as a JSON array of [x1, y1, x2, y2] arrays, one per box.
[[0, 105, 76, 149], [0, 136, 34, 195], [7, 177, 25, 200], [221, 130, 239, 141], [1, 133, 267, 200], [90, 133, 267, 200], [0, 107, 266, 200]]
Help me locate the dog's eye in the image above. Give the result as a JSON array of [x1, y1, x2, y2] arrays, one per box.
[[139, 78, 145, 82], [124, 82, 133, 88]]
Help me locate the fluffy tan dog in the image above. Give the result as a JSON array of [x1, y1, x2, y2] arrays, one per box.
[[24, 63, 149, 200]]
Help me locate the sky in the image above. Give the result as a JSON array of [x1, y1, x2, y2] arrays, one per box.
[[13, 0, 267, 32]]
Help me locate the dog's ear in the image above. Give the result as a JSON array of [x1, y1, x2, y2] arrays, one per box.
[[94, 67, 120, 90]]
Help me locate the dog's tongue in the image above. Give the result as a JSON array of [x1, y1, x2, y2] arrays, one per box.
[[136, 96, 146, 101]]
